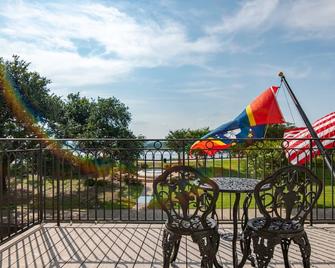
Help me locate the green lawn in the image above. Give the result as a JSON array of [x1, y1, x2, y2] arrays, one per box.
[[43, 177, 144, 210], [6, 176, 144, 210], [147, 157, 335, 209], [214, 186, 333, 209], [5, 156, 335, 211]]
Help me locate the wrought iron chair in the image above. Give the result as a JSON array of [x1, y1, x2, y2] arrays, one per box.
[[153, 165, 222, 268], [242, 165, 322, 268]]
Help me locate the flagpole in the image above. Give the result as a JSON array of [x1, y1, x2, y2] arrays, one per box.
[[278, 72, 334, 175]]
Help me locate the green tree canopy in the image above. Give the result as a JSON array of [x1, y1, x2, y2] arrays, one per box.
[[0, 56, 138, 143], [0, 55, 141, 191], [165, 127, 210, 153], [0, 56, 65, 191], [57, 93, 135, 139], [264, 123, 295, 138], [57, 93, 141, 167], [0, 55, 64, 139]]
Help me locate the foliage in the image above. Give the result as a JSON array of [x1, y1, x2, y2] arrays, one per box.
[[0, 56, 141, 144], [84, 178, 108, 187], [165, 127, 210, 153], [264, 123, 295, 138], [123, 176, 142, 186], [227, 123, 296, 161], [244, 140, 288, 178], [230, 123, 295, 177], [57, 93, 134, 139], [0, 55, 64, 140], [140, 163, 149, 169], [57, 93, 144, 165], [0, 55, 143, 191], [0, 56, 65, 191]]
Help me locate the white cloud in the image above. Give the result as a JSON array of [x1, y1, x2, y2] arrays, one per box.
[[1, 0, 333, 93], [0, 1, 222, 89], [208, 0, 335, 40], [284, 0, 335, 39], [0, 38, 131, 91], [179, 82, 245, 99], [208, 0, 279, 34]]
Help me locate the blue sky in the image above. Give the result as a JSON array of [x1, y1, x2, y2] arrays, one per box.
[[0, 0, 334, 138]]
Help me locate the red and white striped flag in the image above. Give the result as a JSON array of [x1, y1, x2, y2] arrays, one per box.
[[284, 112, 335, 165]]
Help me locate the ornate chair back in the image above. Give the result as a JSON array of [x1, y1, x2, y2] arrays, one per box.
[[254, 165, 322, 224], [153, 165, 219, 230]]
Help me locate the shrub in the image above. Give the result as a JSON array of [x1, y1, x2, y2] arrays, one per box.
[[84, 178, 107, 187], [140, 163, 149, 169], [124, 175, 142, 186]]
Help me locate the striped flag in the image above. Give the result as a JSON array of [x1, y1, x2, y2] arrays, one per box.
[[190, 86, 284, 156], [284, 112, 335, 164]]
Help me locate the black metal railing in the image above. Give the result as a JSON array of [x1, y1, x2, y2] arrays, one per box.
[[0, 138, 334, 243]]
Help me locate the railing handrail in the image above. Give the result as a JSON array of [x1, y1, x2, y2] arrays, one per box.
[[0, 137, 335, 141]]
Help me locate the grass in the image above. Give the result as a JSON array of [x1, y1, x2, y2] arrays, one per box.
[[5, 176, 144, 210], [148, 187, 332, 210], [148, 156, 335, 209], [44, 177, 144, 210], [3, 156, 335, 211]]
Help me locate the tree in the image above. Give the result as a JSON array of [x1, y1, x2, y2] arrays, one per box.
[[0, 56, 64, 191], [0, 56, 64, 138], [56, 93, 92, 138], [241, 123, 296, 178], [56, 93, 135, 140], [165, 127, 210, 159], [0, 55, 141, 191], [57, 94, 142, 172], [264, 123, 295, 138]]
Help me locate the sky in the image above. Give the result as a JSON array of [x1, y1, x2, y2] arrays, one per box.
[[0, 0, 335, 138]]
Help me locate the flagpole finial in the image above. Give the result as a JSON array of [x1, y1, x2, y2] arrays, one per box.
[[278, 71, 284, 77]]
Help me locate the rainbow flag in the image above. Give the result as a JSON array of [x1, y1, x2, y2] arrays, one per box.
[[190, 86, 284, 155]]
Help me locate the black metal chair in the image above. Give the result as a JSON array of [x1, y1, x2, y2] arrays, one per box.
[[242, 165, 322, 268], [153, 165, 222, 268]]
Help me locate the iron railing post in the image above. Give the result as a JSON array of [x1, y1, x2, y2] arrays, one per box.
[[38, 142, 43, 223], [56, 157, 60, 227], [0, 150, 3, 243], [309, 139, 314, 226], [182, 140, 185, 166]]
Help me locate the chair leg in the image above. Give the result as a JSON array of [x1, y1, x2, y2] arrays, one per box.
[[293, 231, 311, 268], [281, 239, 291, 268], [252, 236, 275, 268], [162, 229, 181, 268], [239, 229, 254, 268], [192, 232, 220, 268], [212, 232, 223, 268], [170, 238, 181, 262]]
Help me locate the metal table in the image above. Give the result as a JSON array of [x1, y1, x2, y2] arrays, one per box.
[[208, 177, 270, 268]]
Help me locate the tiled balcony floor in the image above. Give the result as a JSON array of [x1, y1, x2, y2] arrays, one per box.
[[0, 223, 335, 267]]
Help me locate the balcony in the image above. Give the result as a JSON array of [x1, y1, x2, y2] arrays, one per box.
[[0, 223, 334, 267], [0, 138, 334, 267]]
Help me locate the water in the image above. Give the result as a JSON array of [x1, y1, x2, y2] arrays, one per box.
[[138, 168, 163, 177], [137, 195, 153, 205], [140, 151, 229, 161], [140, 151, 179, 160]]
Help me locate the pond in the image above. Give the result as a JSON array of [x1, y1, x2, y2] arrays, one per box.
[[138, 168, 163, 177], [137, 195, 153, 205]]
